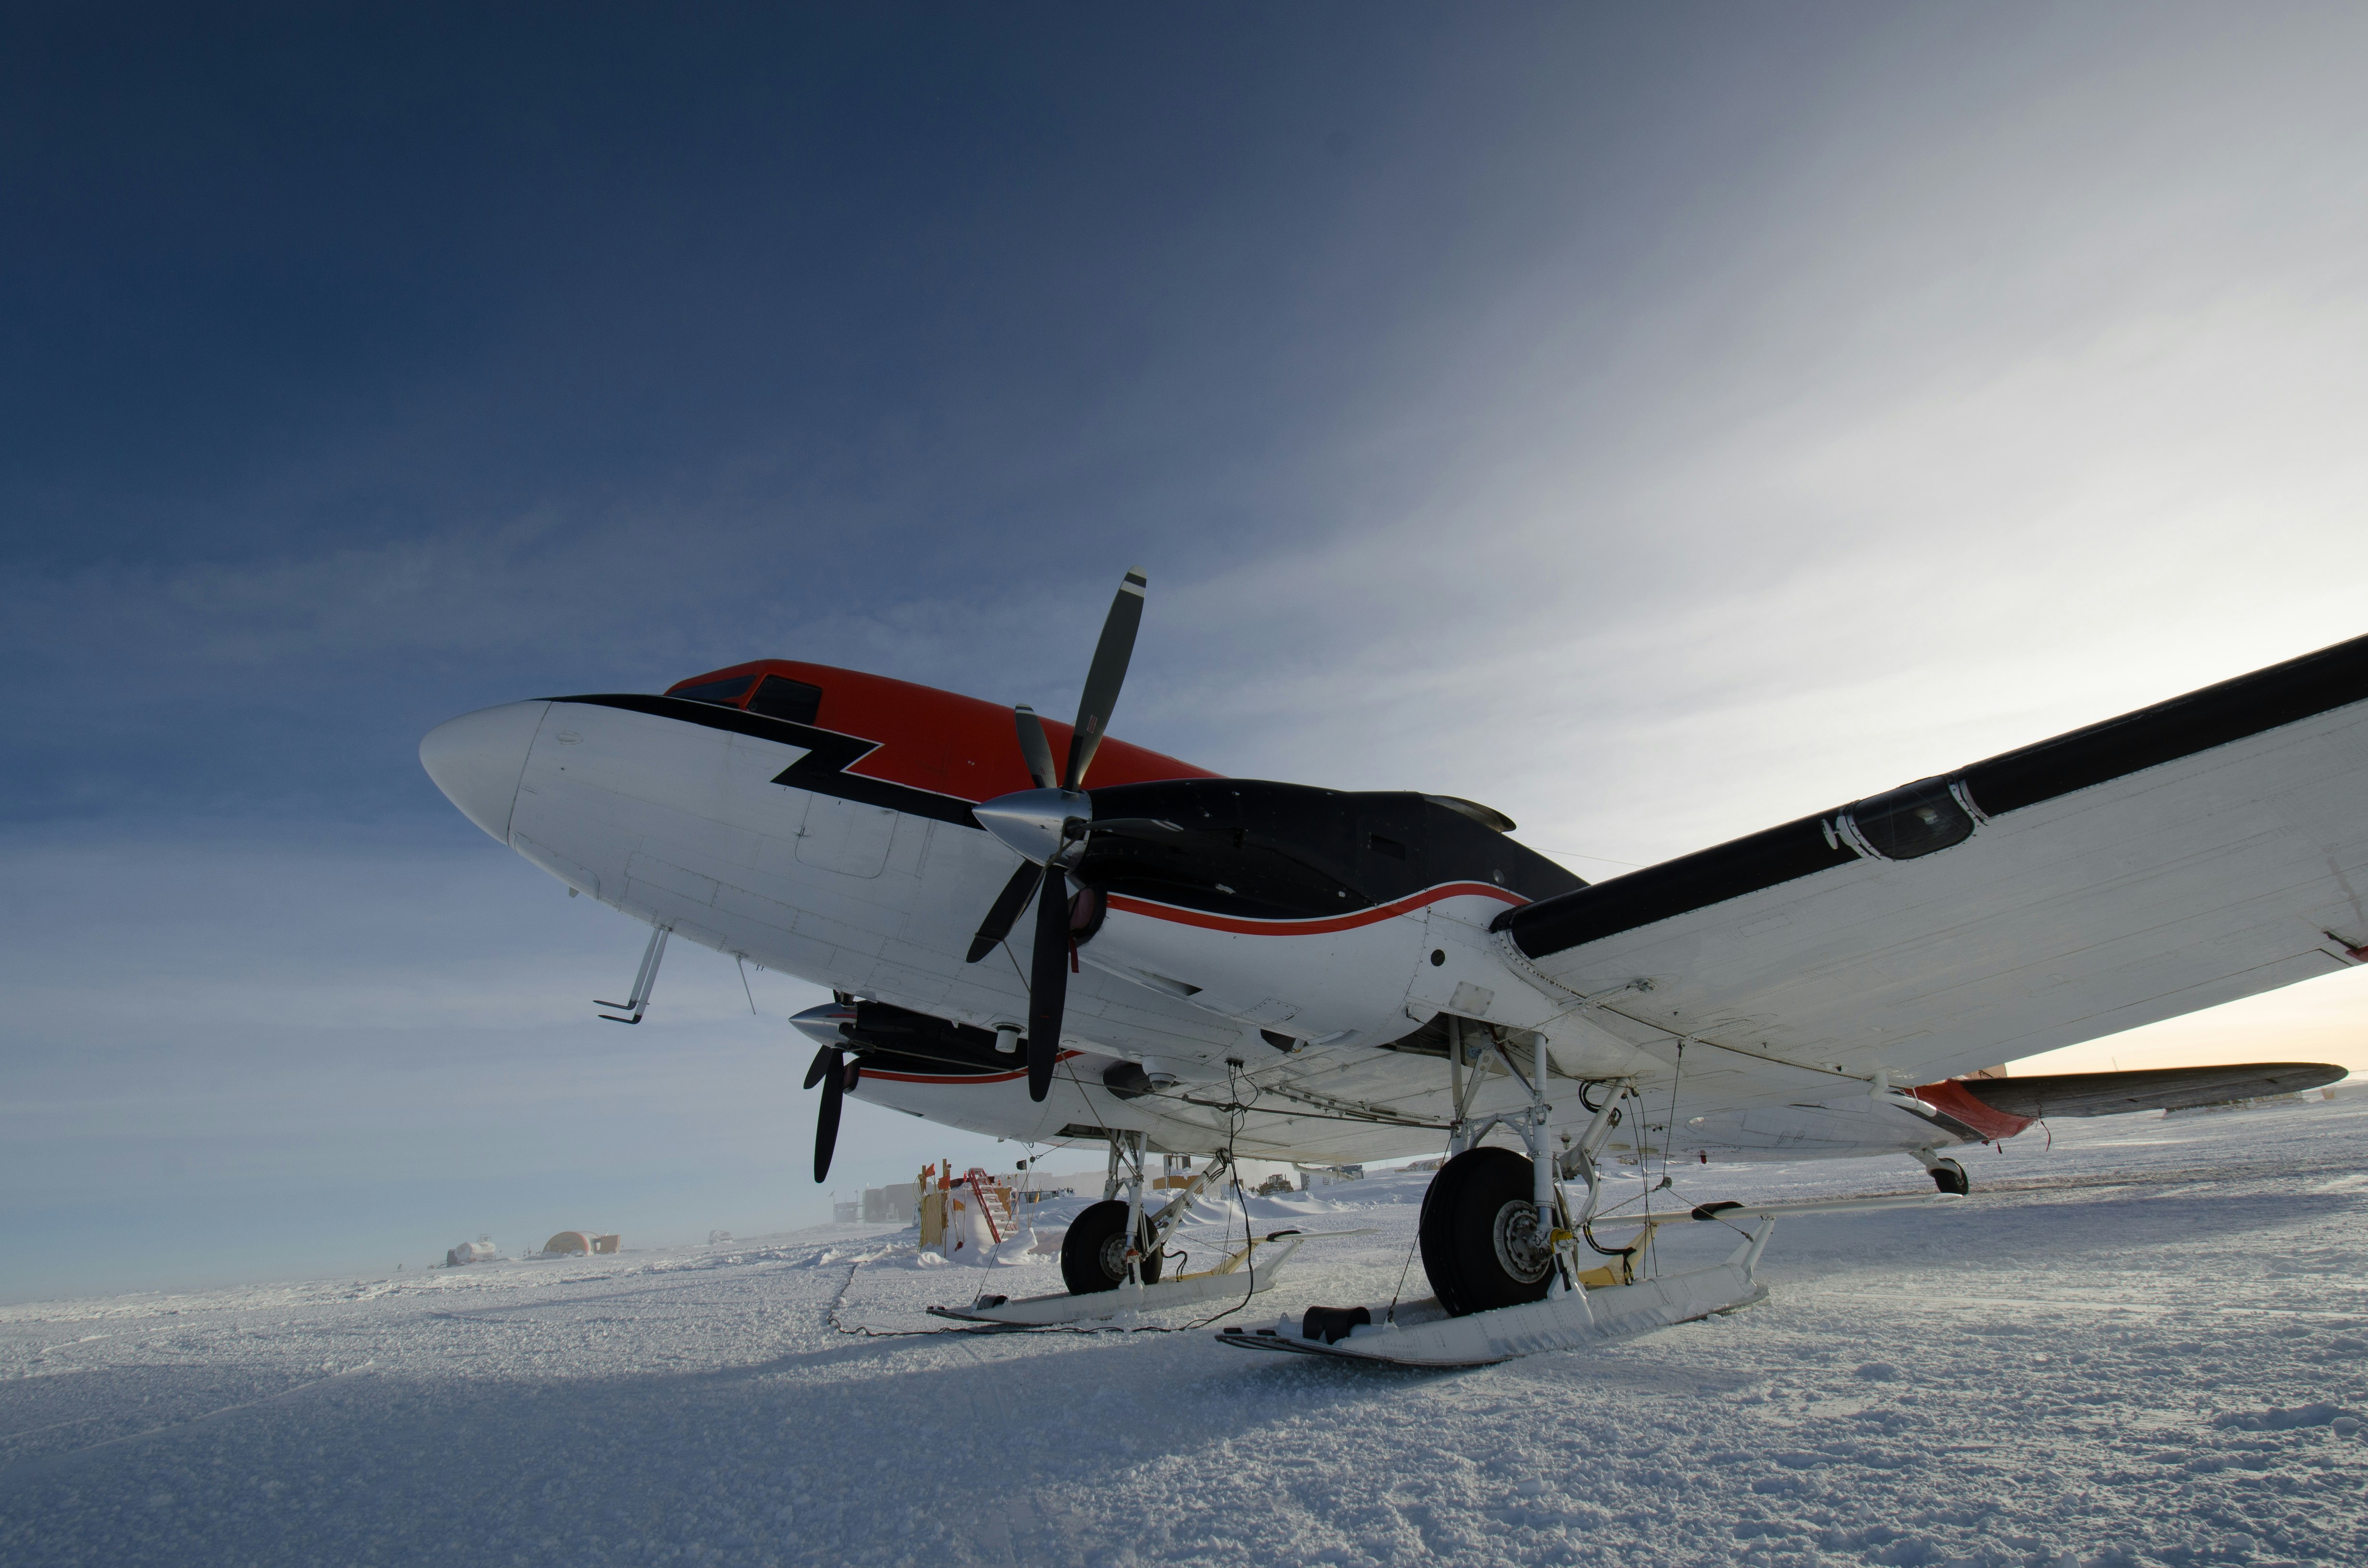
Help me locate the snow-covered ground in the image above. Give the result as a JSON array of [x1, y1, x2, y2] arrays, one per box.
[[3, 1098, 2364, 1568]]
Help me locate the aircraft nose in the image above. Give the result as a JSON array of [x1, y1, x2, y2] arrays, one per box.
[[419, 700, 550, 844]]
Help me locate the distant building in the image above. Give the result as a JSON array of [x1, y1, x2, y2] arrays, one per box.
[[541, 1231, 620, 1255], [444, 1238, 496, 1266], [862, 1183, 921, 1223], [1301, 1164, 1365, 1188]]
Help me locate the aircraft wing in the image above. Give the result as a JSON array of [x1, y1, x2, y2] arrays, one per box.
[[1494, 634, 2368, 1108]]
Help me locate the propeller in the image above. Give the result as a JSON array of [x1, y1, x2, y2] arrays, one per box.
[[964, 861, 1046, 964], [962, 697, 1070, 965], [962, 569, 1149, 1102], [1014, 704, 1059, 791], [962, 820, 1182, 967], [792, 997, 863, 1181], [1024, 854, 1073, 1101]]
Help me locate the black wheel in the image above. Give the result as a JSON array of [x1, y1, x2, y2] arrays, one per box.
[[1059, 1199, 1166, 1294], [1418, 1147, 1554, 1317], [1929, 1158, 1970, 1195]]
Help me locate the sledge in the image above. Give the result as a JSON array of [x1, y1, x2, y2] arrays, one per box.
[[1216, 1192, 1955, 1367], [927, 1226, 1373, 1327]]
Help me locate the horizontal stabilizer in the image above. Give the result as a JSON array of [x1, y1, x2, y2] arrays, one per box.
[[1959, 1062, 2345, 1120]]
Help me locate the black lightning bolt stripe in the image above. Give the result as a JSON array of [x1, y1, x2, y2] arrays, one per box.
[[548, 694, 986, 828]]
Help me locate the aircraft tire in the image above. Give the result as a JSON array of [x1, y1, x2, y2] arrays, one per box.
[[1928, 1158, 1970, 1195], [1059, 1200, 1166, 1294], [1418, 1147, 1554, 1317]]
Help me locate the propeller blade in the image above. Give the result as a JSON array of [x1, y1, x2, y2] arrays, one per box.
[[1014, 705, 1059, 792], [1062, 567, 1146, 791], [1026, 864, 1070, 1102], [965, 858, 1044, 963], [803, 1044, 836, 1090], [813, 1047, 845, 1182]]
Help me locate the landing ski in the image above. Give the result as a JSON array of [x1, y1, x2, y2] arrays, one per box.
[[927, 1228, 1369, 1327], [1217, 1192, 1955, 1366]]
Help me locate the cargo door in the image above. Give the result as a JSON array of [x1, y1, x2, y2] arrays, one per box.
[[797, 793, 897, 878]]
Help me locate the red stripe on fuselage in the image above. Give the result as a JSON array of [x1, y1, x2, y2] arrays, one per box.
[[859, 1050, 1083, 1087], [1104, 881, 1527, 937], [1909, 1078, 2034, 1141], [665, 659, 1220, 803]]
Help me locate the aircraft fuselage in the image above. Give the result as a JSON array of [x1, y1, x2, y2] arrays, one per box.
[[421, 660, 1613, 1163]]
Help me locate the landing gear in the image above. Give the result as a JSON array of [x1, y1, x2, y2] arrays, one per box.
[[1418, 1147, 1554, 1316], [1426, 1024, 1626, 1319], [1059, 1200, 1166, 1293], [1911, 1147, 1971, 1194]]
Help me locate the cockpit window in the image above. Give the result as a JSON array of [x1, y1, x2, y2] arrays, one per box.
[[669, 674, 755, 706], [746, 675, 824, 725]]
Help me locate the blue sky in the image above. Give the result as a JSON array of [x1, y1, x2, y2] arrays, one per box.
[[7, 3, 2368, 1300]]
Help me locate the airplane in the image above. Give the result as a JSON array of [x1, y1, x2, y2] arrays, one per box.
[[419, 572, 2360, 1363]]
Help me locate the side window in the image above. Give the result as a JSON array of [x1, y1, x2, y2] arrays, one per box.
[[668, 675, 754, 706], [746, 675, 824, 725]]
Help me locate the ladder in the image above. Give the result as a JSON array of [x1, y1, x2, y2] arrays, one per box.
[[958, 1169, 1016, 1244]]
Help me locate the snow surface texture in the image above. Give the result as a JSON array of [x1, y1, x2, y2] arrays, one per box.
[[2, 1099, 2364, 1568]]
